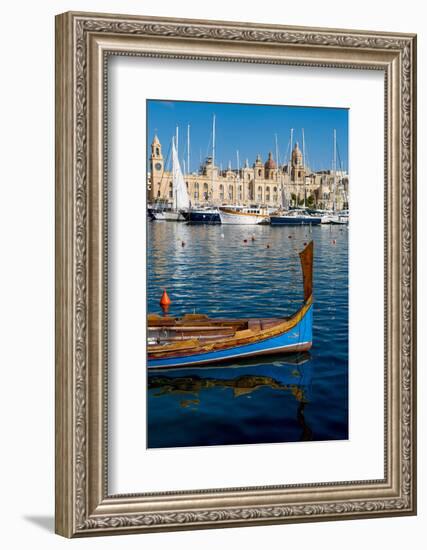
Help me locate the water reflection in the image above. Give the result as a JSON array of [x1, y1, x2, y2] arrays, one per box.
[[147, 224, 348, 448], [148, 352, 314, 446]]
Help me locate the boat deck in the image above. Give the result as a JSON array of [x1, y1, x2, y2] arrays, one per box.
[[147, 313, 287, 345]]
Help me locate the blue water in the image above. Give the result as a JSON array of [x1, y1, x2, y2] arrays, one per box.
[[147, 223, 348, 448]]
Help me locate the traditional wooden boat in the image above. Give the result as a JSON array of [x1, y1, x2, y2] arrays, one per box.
[[147, 241, 313, 369]]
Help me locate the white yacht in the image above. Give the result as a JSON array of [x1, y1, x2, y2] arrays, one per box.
[[219, 205, 269, 225]]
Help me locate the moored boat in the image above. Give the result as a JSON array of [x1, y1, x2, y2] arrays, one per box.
[[219, 206, 269, 225], [330, 210, 349, 225], [270, 210, 322, 225], [187, 207, 221, 224], [149, 207, 188, 222], [147, 241, 314, 369], [149, 136, 190, 222]]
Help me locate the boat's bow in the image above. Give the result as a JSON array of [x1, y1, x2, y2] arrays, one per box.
[[299, 240, 313, 303]]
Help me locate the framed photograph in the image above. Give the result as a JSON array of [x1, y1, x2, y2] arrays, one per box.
[[55, 11, 417, 537]]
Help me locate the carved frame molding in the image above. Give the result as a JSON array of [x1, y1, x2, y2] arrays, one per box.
[[55, 12, 416, 537]]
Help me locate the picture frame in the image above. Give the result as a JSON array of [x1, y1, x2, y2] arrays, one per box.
[[55, 11, 417, 537]]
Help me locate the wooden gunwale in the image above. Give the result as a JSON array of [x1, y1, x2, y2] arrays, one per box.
[[148, 295, 312, 358]]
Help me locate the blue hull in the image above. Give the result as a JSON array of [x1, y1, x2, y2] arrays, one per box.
[[147, 208, 156, 220], [148, 305, 312, 369], [187, 211, 221, 224], [270, 216, 322, 226]]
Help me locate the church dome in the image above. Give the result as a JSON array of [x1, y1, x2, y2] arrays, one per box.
[[264, 152, 276, 170]]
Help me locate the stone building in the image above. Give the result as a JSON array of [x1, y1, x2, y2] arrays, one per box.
[[148, 135, 347, 210]]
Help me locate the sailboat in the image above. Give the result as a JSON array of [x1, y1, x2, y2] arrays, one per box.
[[320, 129, 349, 225], [151, 136, 190, 221], [270, 130, 322, 226], [187, 115, 222, 224]]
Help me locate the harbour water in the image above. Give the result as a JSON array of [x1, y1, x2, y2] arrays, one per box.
[[147, 222, 348, 448]]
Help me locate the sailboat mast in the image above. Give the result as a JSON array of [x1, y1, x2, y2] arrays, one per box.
[[175, 126, 179, 157], [187, 124, 190, 176], [290, 128, 294, 206], [274, 133, 281, 210], [172, 135, 177, 210], [302, 128, 305, 167], [212, 115, 216, 167], [333, 128, 337, 213], [211, 114, 216, 203], [302, 128, 306, 207], [236, 149, 240, 205]]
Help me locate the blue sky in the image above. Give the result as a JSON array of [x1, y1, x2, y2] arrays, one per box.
[[147, 100, 348, 173]]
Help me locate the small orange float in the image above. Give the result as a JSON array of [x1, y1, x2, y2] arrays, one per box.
[[160, 289, 171, 307]]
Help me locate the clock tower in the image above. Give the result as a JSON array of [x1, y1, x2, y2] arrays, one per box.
[[150, 134, 164, 200], [151, 134, 163, 173]]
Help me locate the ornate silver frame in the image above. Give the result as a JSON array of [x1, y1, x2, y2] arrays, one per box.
[[55, 11, 417, 537]]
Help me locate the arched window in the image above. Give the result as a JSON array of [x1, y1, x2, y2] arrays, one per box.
[[273, 186, 278, 203], [203, 182, 209, 200], [258, 169, 262, 177], [194, 182, 199, 200], [238, 185, 242, 201], [266, 186, 270, 202], [219, 184, 224, 201], [257, 186, 262, 202], [169, 181, 173, 198], [228, 185, 233, 200]]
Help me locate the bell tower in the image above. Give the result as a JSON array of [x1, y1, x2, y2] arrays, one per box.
[[151, 134, 163, 173], [291, 142, 304, 183], [253, 154, 264, 180], [150, 134, 163, 201]]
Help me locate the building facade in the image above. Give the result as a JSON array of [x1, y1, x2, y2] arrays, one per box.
[[148, 135, 348, 210]]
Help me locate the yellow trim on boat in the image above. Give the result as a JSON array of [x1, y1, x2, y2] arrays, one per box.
[[148, 295, 312, 357]]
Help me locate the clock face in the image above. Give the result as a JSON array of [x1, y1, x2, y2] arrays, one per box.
[[155, 162, 162, 171]]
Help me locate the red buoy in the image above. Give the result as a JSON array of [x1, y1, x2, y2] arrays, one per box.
[[160, 289, 171, 307]]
